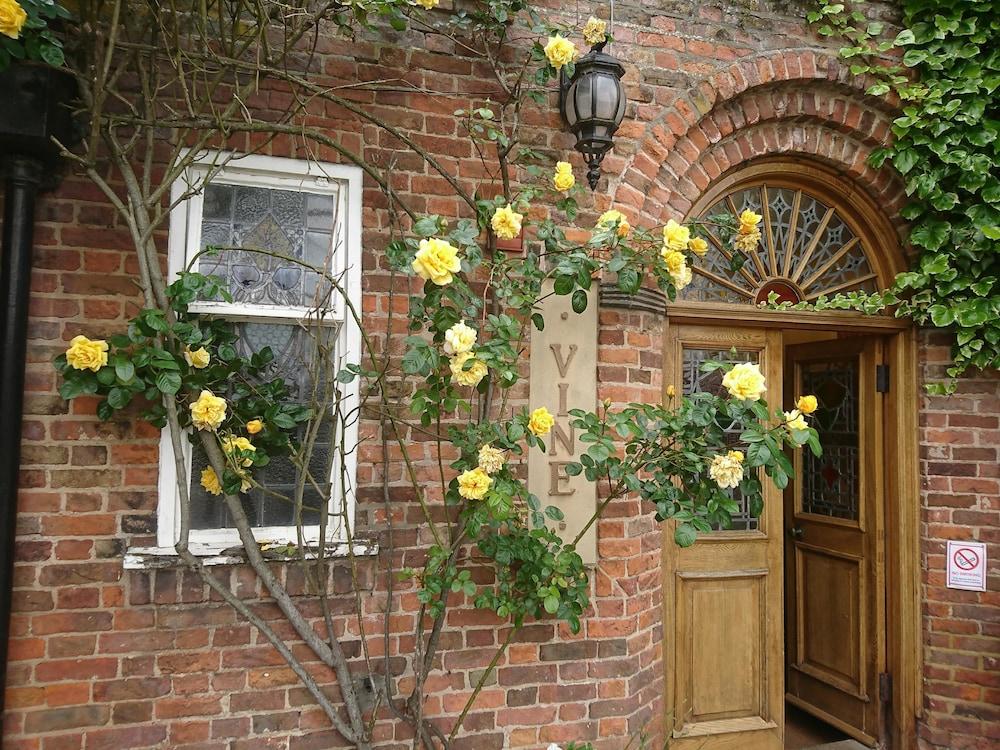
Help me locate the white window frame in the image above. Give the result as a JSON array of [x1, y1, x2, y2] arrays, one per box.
[[155, 151, 363, 553]]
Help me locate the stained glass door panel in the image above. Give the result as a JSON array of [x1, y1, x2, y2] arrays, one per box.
[[681, 347, 762, 531]]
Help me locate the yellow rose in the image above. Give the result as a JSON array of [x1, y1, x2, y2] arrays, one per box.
[[722, 362, 767, 402], [708, 451, 744, 490], [412, 237, 461, 286], [661, 248, 686, 275], [738, 209, 763, 235], [183, 346, 211, 369], [413, 0, 438, 8], [735, 230, 761, 253], [688, 237, 709, 257], [221, 434, 256, 467], [597, 209, 630, 237], [796, 395, 818, 414], [246, 419, 264, 435], [661, 248, 692, 291], [444, 320, 477, 355], [0, 0, 27, 39], [582, 16, 607, 46], [553, 161, 575, 192], [457, 467, 493, 501], [528, 406, 555, 436], [190, 390, 228, 431], [671, 263, 693, 292], [544, 35, 578, 71], [449, 352, 488, 387], [65, 335, 109, 372], [784, 410, 809, 432], [477, 444, 506, 475], [662, 219, 691, 252], [200, 467, 223, 496], [666, 384, 676, 399], [491, 204, 523, 240]]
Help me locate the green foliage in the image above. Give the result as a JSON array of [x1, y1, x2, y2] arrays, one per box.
[[0, 0, 71, 70], [54, 272, 313, 494], [51, 0, 824, 674], [398, 174, 819, 631], [810, 0, 1000, 391]]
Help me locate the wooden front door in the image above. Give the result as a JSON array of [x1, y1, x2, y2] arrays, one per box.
[[784, 337, 886, 746], [663, 324, 784, 749]]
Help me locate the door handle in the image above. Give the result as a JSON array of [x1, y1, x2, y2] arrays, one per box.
[[789, 526, 804, 539]]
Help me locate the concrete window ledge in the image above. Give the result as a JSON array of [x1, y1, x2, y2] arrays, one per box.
[[123, 540, 379, 570]]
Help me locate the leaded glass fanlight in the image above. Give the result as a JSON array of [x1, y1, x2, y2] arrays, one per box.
[[683, 184, 880, 305]]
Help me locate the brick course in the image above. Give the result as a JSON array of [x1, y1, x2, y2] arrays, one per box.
[[2, 2, 996, 749]]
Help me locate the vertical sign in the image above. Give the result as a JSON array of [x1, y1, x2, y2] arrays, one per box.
[[527, 282, 598, 564], [946, 540, 987, 592]]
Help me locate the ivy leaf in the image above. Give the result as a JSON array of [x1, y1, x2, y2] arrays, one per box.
[[893, 149, 920, 175], [954, 299, 991, 327], [929, 305, 955, 327], [910, 223, 950, 252]]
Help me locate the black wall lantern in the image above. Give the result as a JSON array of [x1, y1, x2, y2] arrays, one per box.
[[560, 36, 626, 190]]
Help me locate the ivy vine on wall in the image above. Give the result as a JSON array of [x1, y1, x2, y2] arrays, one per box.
[[809, 0, 999, 392]]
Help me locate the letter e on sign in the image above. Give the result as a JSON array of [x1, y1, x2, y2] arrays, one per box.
[[946, 540, 987, 592]]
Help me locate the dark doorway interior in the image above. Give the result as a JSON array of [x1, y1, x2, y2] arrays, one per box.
[[784, 703, 851, 749]]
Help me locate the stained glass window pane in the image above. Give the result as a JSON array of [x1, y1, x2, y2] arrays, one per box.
[[189, 322, 337, 531], [800, 359, 859, 521], [682, 184, 879, 305], [682, 347, 762, 532], [198, 183, 340, 310]]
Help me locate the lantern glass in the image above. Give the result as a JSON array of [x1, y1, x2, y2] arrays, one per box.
[[559, 47, 626, 189]]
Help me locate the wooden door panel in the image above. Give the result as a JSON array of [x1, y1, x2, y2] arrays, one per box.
[[677, 571, 766, 724], [784, 337, 885, 747], [664, 325, 783, 750], [795, 545, 864, 694]]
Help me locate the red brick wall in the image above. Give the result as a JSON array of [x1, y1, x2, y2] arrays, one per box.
[[918, 329, 1000, 750], [4, 2, 997, 749]]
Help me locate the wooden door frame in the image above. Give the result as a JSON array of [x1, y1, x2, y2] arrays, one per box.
[[661, 307, 921, 749]]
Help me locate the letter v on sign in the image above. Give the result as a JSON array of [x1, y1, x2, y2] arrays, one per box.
[[550, 344, 578, 378]]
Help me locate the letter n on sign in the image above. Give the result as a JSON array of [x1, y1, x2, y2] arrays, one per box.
[[527, 281, 598, 564]]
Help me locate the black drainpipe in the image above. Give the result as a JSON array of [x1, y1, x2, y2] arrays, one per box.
[[0, 63, 77, 739]]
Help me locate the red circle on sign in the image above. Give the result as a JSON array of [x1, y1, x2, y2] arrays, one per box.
[[953, 548, 979, 570]]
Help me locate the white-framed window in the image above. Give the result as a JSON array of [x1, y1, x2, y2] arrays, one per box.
[[156, 151, 363, 553]]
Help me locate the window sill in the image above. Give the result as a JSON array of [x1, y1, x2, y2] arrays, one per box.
[[123, 539, 379, 570]]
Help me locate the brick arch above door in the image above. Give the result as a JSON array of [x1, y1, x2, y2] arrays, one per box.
[[607, 50, 908, 244]]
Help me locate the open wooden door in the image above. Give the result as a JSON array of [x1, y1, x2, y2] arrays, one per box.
[[663, 324, 784, 750], [784, 337, 886, 746]]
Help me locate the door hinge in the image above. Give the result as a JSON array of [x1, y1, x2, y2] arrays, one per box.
[[879, 671, 893, 704], [876, 364, 890, 393]]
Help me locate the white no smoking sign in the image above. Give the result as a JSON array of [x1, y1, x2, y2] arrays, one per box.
[[946, 540, 987, 592]]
